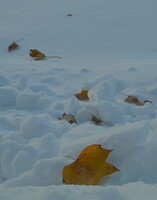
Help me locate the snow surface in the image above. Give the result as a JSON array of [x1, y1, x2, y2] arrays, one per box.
[[1, 0, 157, 199]]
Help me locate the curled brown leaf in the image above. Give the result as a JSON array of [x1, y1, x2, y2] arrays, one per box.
[[124, 95, 152, 106], [58, 113, 77, 124], [8, 42, 19, 52]]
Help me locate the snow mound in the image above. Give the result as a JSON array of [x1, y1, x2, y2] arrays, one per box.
[[16, 91, 51, 110], [0, 75, 10, 86], [88, 80, 117, 102], [0, 87, 18, 107]]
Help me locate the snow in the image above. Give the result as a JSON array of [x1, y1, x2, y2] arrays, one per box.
[[0, 0, 157, 199]]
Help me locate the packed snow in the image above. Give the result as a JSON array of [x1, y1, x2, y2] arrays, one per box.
[[1, 0, 157, 199]]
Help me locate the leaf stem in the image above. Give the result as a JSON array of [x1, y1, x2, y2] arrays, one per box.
[[15, 38, 24, 43], [64, 156, 75, 160], [116, 89, 128, 96], [46, 56, 61, 59]]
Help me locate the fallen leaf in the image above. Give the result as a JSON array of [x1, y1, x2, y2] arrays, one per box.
[[67, 14, 73, 16], [75, 90, 89, 101], [29, 49, 46, 60], [63, 144, 119, 185], [91, 115, 102, 125], [29, 49, 62, 60], [58, 113, 77, 124], [124, 95, 152, 106], [8, 42, 19, 52], [8, 38, 24, 52]]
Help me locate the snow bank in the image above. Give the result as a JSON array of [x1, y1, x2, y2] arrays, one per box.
[[0, 185, 124, 200], [4, 157, 66, 187], [0, 69, 157, 200]]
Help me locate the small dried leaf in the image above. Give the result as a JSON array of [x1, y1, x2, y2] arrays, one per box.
[[63, 144, 119, 185], [8, 38, 24, 52], [124, 95, 144, 106], [75, 90, 89, 101], [91, 115, 102, 125], [58, 113, 77, 124], [8, 42, 19, 52], [29, 49, 46, 60], [124, 95, 147, 106]]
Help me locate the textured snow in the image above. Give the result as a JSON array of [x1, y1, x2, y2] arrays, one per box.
[[0, 0, 157, 199]]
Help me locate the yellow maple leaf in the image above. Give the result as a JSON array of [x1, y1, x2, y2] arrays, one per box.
[[74, 90, 89, 101], [63, 144, 119, 185]]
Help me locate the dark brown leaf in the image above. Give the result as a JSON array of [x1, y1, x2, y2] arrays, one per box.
[[8, 38, 24, 52], [58, 113, 77, 124], [91, 115, 102, 125], [8, 42, 19, 52], [124, 95, 152, 106]]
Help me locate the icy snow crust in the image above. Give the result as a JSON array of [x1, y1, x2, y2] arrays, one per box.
[[1, 0, 157, 199]]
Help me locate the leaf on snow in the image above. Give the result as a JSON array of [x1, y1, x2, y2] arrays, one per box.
[[75, 90, 89, 101], [8, 42, 19, 52], [124, 95, 152, 106], [91, 115, 102, 125], [29, 49, 62, 60], [58, 113, 77, 124], [63, 144, 119, 185], [29, 49, 46, 60], [8, 38, 24, 52]]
